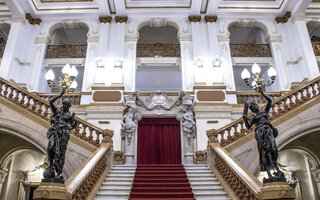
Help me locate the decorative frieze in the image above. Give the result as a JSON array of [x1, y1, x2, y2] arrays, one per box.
[[25, 13, 41, 25], [137, 43, 180, 57], [204, 16, 217, 23], [230, 44, 272, 57], [99, 16, 112, 23], [275, 12, 291, 24], [45, 44, 87, 58], [188, 16, 201, 23], [115, 16, 128, 23]]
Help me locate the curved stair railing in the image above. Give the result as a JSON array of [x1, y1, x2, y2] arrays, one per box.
[[0, 77, 113, 147], [208, 142, 262, 200], [207, 76, 320, 147], [66, 133, 113, 200]]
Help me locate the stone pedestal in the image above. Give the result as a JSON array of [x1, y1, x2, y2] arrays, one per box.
[[261, 182, 295, 200], [33, 182, 68, 200]]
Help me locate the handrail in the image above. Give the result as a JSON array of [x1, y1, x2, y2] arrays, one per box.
[[207, 76, 320, 147], [66, 140, 112, 200], [37, 92, 81, 105], [209, 143, 262, 200], [0, 77, 113, 147]]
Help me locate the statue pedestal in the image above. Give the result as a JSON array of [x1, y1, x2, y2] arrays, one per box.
[[33, 181, 68, 200], [261, 182, 295, 200]]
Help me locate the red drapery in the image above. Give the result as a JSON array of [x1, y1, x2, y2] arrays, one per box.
[[137, 118, 181, 165]]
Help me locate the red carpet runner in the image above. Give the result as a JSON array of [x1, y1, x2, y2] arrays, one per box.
[[129, 164, 195, 200]]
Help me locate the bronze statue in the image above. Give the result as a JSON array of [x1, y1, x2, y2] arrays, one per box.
[[243, 88, 285, 183], [43, 90, 77, 181]]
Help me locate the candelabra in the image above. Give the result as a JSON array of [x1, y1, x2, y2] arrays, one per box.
[[241, 63, 277, 92], [45, 64, 78, 93]]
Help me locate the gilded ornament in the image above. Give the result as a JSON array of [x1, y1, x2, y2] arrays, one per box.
[[275, 12, 291, 24], [188, 15, 201, 23], [99, 16, 112, 23], [25, 13, 41, 25], [115, 16, 128, 23], [204, 16, 217, 23]]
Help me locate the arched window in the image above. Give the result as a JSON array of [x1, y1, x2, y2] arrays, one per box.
[[136, 25, 181, 92], [39, 23, 88, 93], [228, 23, 279, 93]]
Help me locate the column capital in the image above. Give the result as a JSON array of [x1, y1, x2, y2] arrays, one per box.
[[99, 16, 112, 23], [266, 35, 282, 43], [25, 13, 41, 25], [87, 35, 99, 43], [34, 36, 50, 44], [204, 16, 217, 23], [275, 12, 291, 24], [188, 15, 201, 23], [115, 16, 128, 23], [291, 13, 306, 23]]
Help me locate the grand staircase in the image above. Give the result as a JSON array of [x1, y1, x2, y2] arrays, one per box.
[[94, 164, 230, 200], [95, 165, 136, 199], [185, 165, 230, 200]]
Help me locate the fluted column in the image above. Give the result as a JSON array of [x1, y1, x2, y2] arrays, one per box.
[[0, 17, 25, 79], [291, 14, 319, 79], [268, 36, 290, 91]]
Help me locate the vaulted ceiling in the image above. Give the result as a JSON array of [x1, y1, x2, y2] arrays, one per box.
[[0, 0, 320, 19]]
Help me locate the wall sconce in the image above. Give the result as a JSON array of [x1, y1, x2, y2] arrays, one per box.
[[45, 64, 78, 93], [212, 56, 224, 68], [193, 57, 203, 68], [114, 58, 123, 68], [241, 63, 277, 92]]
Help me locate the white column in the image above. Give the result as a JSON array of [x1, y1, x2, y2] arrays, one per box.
[[291, 14, 319, 79], [180, 39, 193, 91], [0, 17, 25, 79], [268, 36, 290, 91], [218, 35, 236, 91], [82, 36, 99, 91], [94, 19, 111, 85], [124, 40, 137, 91], [112, 17, 127, 85], [206, 17, 223, 84], [29, 37, 48, 91]]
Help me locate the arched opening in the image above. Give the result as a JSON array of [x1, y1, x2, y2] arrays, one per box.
[[228, 22, 280, 94], [136, 25, 182, 92], [0, 23, 10, 60], [307, 22, 320, 70], [0, 133, 46, 200], [257, 131, 320, 200], [39, 23, 88, 93]]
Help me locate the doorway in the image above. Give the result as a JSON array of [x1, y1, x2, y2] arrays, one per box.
[[137, 118, 181, 165]]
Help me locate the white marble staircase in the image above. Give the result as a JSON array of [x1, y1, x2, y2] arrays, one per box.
[[185, 165, 230, 200], [94, 165, 136, 200]]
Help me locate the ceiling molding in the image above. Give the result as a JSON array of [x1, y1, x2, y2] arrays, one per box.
[[124, 0, 192, 9], [40, 0, 93, 2], [31, 0, 99, 11], [218, 0, 285, 9]]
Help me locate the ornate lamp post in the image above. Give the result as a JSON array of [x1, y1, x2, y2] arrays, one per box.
[[241, 63, 277, 92], [45, 64, 78, 93]]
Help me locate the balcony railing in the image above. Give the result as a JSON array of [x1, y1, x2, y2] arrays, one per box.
[[236, 91, 282, 104], [45, 44, 87, 58], [230, 44, 272, 57], [37, 93, 81, 105], [137, 43, 180, 57], [312, 42, 320, 56]]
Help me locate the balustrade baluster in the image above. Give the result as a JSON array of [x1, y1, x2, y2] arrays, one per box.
[[31, 99, 37, 111], [220, 132, 227, 147], [25, 96, 31, 109], [88, 128, 94, 143], [95, 132, 101, 145], [240, 121, 245, 137], [81, 124, 87, 139], [233, 125, 239, 139], [3, 85, 8, 97], [0, 82, 3, 95], [14, 91, 20, 102]]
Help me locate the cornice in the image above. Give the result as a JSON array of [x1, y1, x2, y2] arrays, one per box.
[[99, 16, 112, 23], [25, 13, 41, 25], [115, 16, 128, 23], [188, 15, 201, 23], [275, 12, 291, 24], [205, 16, 217, 23]]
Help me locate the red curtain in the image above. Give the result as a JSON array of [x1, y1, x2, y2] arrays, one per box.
[[137, 118, 181, 165]]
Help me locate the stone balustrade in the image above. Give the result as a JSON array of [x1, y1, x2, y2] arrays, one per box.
[[0, 77, 112, 147], [207, 76, 320, 147]]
